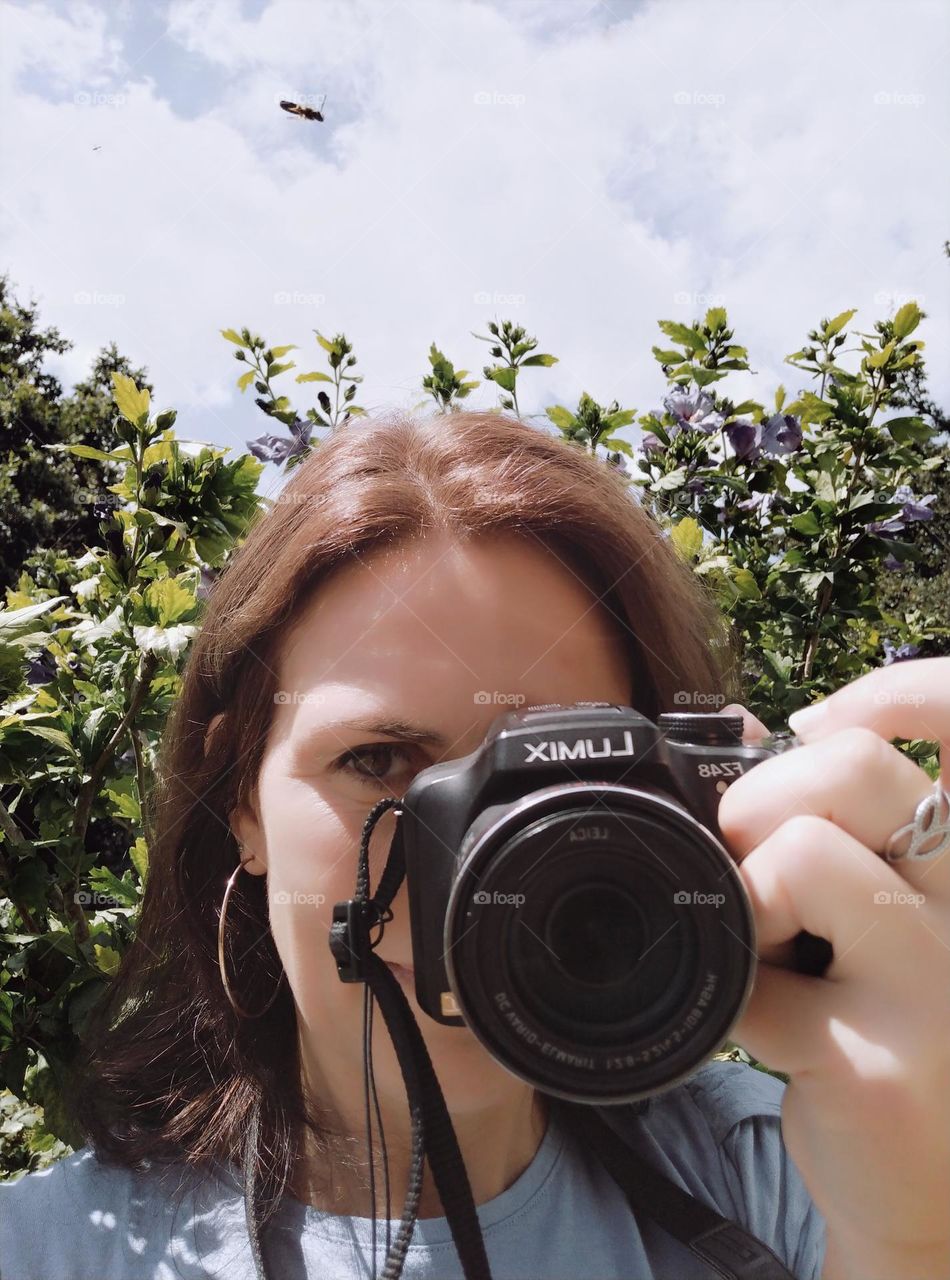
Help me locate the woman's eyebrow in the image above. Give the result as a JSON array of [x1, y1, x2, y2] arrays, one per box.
[[315, 716, 450, 749]]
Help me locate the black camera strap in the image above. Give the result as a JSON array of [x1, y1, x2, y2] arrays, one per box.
[[553, 1101, 799, 1280], [244, 794, 798, 1280]]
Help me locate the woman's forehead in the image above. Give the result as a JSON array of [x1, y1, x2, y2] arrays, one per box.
[[276, 534, 629, 693]]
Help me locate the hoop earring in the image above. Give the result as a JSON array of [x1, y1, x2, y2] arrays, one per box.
[[218, 852, 287, 1019]]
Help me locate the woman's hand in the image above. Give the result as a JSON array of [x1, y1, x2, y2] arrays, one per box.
[[716, 656, 950, 1280]]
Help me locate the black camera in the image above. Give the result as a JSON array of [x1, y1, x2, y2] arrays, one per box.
[[393, 701, 811, 1105]]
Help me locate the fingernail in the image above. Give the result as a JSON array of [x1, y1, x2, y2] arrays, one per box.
[[787, 701, 828, 737]]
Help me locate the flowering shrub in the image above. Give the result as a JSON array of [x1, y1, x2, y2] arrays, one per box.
[[0, 301, 944, 1175]]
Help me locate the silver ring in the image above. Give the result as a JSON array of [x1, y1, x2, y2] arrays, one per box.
[[884, 779, 950, 863]]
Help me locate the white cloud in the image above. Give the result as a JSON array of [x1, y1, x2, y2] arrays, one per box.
[[1, 0, 947, 477]]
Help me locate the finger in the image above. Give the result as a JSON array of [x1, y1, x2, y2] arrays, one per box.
[[735, 812, 924, 987], [717, 726, 945, 894], [721, 702, 770, 746], [787, 656, 949, 789], [730, 960, 840, 1076]]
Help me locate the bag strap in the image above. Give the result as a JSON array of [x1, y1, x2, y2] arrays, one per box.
[[554, 1103, 798, 1280]]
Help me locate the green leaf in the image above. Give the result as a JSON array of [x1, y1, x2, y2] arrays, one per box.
[[652, 467, 688, 492], [656, 320, 707, 353], [545, 405, 576, 431], [268, 344, 297, 358], [691, 368, 726, 388], [93, 945, 121, 977], [651, 347, 685, 365], [488, 366, 517, 393], [789, 510, 822, 536], [520, 354, 558, 368], [9, 724, 77, 758], [88, 865, 139, 907], [220, 328, 247, 347], [129, 837, 149, 884], [704, 307, 728, 333], [732, 567, 761, 600], [315, 333, 336, 354], [0, 597, 68, 643], [237, 369, 255, 393], [143, 577, 198, 626], [670, 517, 703, 561], [111, 373, 151, 429], [295, 371, 334, 383], [891, 302, 921, 340], [867, 340, 896, 369], [884, 415, 932, 444], [44, 443, 120, 464], [825, 308, 856, 336]]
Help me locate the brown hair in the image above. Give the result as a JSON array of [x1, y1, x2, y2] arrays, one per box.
[[70, 408, 739, 1216]]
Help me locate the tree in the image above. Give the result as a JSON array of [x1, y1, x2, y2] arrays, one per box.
[[0, 274, 151, 592]]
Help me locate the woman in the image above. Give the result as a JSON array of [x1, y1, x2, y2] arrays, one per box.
[[1, 409, 947, 1279]]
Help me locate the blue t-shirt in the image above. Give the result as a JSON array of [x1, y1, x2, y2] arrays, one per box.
[[0, 1059, 826, 1279]]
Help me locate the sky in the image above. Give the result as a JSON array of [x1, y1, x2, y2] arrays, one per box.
[[1, 0, 948, 497]]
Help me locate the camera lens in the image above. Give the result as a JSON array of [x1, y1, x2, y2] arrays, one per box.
[[444, 783, 755, 1104], [546, 884, 643, 986]]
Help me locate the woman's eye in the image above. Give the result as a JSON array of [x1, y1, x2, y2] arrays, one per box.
[[333, 744, 417, 789]]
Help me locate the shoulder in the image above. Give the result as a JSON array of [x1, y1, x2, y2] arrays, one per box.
[[598, 1058, 827, 1279], [0, 1145, 241, 1280]]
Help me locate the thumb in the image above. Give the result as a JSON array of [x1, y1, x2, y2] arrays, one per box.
[[721, 702, 770, 746]]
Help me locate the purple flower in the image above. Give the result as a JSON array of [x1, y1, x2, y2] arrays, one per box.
[[882, 554, 907, 572], [662, 389, 725, 435], [882, 639, 920, 665], [26, 650, 57, 685], [724, 413, 802, 462], [247, 416, 312, 466], [867, 487, 936, 534], [686, 477, 707, 496], [760, 413, 803, 455], [640, 432, 665, 456], [724, 419, 761, 461]]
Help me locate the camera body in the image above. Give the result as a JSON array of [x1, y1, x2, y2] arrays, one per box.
[[393, 701, 800, 1104]]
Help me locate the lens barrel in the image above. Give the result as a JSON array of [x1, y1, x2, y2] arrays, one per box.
[[443, 782, 756, 1103]]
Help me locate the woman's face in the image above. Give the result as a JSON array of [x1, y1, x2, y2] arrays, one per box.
[[233, 531, 634, 1122]]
